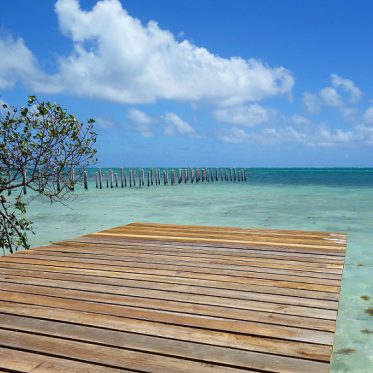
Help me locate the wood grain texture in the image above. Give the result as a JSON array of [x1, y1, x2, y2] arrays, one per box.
[[0, 222, 346, 373]]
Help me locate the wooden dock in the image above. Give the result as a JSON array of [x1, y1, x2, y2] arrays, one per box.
[[0, 223, 347, 372]]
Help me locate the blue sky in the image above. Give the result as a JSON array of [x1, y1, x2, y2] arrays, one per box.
[[1, 0, 373, 167]]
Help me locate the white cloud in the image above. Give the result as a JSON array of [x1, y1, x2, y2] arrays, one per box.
[[319, 87, 343, 108], [303, 74, 362, 119], [0, 0, 294, 106], [213, 104, 275, 127], [363, 107, 373, 125], [95, 117, 115, 128], [220, 124, 371, 147], [0, 35, 47, 90], [127, 108, 153, 137], [291, 114, 310, 125], [331, 74, 362, 103], [302, 92, 320, 113], [163, 112, 196, 136]]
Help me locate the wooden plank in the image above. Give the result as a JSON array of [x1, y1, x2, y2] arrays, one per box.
[[127, 222, 346, 239], [59, 238, 347, 263], [11, 251, 343, 281], [0, 261, 341, 299], [44, 241, 347, 265], [0, 346, 127, 372], [0, 270, 339, 311], [0, 222, 346, 372], [67, 234, 347, 258], [0, 285, 337, 341], [93, 231, 345, 252], [0, 313, 329, 373], [21, 248, 344, 276], [0, 257, 342, 291], [0, 329, 250, 373], [107, 225, 346, 247]]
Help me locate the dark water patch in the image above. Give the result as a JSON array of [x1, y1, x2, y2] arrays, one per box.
[[365, 307, 373, 316], [335, 348, 356, 355], [361, 328, 373, 334]]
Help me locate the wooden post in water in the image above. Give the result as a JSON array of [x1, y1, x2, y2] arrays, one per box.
[[83, 171, 88, 190], [141, 169, 145, 186], [56, 171, 61, 192], [191, 168, 194, 183], [69, 166, 74, 191], [163, 170, 167, 185], [109, 169, 114, 188], [95, 172, 98, 188], [98, 168, 103, 189], [178, 169, 182, 184], [115, 173, 118, 188], [106, 172, 109, 188], [120, 168, 124, 188], [220, 168, 224, 182], [147, 170, 150, 186]]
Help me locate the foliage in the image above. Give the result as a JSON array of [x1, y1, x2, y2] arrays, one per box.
[[0, 96, 97, 253]]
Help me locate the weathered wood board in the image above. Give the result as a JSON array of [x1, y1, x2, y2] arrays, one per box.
[[0, 222, 346, 372]]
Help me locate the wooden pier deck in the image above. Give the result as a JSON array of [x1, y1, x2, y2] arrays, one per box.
[[0, 222, 347, 372]]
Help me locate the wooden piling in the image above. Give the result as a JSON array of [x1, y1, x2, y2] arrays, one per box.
[[99, 168, 103, 189], [83, 171, 88, 190], [95, 172, 98, 188], [141, 169, 145, 186], [70, 166, 75, 191], [109, 170, 114, 188], [115, 173, 118, 188], [120, 168, 124, 188]]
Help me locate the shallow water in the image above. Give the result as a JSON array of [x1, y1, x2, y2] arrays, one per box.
[[4, 168, 373, 371]]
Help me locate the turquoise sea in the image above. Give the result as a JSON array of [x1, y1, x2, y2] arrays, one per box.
[[5, 168, 373, 372]]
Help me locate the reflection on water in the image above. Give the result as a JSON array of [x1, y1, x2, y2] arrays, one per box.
[[5, 168, 373, 372]]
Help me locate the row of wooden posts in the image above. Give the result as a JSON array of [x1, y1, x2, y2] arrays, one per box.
[[82, 168, 248, 190]]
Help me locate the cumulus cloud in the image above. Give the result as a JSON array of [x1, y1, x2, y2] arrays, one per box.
[[0, 35, 47, 90], [331, 74, 362, 103], [0, 0, 294, 106], [220, 124, 372, 147], [213, 104, 276, 127], [303, 74, 362, 119], [95, 117, 115, 128], [290, 114, 310, 125], [364, 107, 373, 125], [302, 92, 320, 113], [163, 112, 196, 136], [127, 108, 153, 137]]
